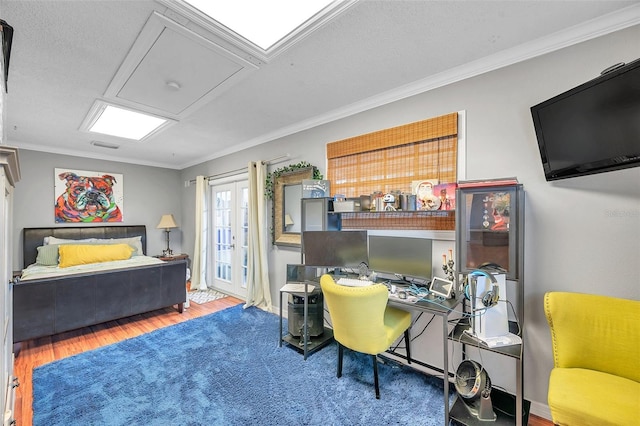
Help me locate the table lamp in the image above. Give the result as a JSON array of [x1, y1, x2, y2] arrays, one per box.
[[157, 214, 178, 256], [285, 213, 294, 229]]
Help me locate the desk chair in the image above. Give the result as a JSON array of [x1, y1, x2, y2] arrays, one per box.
[[544, 292, 640, 426], [320, 274, 412, 399]]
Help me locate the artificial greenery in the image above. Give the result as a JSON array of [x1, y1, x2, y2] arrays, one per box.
[[264, 161, 323, 199]]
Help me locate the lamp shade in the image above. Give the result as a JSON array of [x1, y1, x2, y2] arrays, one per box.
[[284, 214, 294, 226], [157, 214, 178, 229]]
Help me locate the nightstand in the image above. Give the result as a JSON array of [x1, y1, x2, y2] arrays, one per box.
[[155, 254, 190, 291], [155, 253, 189, 262]]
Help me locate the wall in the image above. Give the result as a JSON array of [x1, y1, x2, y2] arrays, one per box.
[[180, 24, 640, 417], [12, 149, 182, 268]]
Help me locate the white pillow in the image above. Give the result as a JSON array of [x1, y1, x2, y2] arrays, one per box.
[[93, 236, 144, 256], [44, 236, 97, 246]]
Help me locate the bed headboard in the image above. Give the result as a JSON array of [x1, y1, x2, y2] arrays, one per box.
[[23, 225, 147, 268]]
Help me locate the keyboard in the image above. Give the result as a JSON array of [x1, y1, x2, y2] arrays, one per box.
[[337, 277, 374, 287]]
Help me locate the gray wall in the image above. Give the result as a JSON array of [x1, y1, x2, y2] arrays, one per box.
[[180, 24, 640, 417], [12, 150, 182, 267]]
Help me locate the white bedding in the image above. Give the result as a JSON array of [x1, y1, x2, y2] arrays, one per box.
[[20, 255, 165, 281]]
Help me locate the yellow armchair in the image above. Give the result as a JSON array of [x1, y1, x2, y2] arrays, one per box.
[[544, 292, 640, 425], [320, 274, 412, 399]]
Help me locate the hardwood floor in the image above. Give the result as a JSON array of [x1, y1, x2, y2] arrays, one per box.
[[13, 296, 553, 426]]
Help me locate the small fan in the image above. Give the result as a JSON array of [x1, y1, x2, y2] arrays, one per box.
[[454, 360, 497, 421]]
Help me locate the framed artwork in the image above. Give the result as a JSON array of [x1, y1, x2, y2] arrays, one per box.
[[54, 168, 124, 223], [412, 179, 440, 210], [434, 183, 457, 210]]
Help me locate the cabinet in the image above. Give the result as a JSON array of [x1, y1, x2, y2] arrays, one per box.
[[451, 181, 527, 426]]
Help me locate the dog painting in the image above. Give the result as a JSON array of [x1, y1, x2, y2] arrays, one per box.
[[54, 169, 124, 223]]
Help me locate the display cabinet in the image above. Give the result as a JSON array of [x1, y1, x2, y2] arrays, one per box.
[[451, 180, 527, 426]]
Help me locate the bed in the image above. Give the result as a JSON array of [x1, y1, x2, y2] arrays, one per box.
[[13, 225, 187, 343]]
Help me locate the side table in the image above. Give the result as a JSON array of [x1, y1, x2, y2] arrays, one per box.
[[279, 280, 333, 360], [155, 253, 189, 262], [155, 254, 190, 306]]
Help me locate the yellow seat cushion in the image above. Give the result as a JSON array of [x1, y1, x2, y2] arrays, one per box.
[[58, 244, 135, 268], [549, 367, 640, 426]]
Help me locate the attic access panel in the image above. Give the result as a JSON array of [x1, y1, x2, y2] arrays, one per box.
[[105, 12, 257, 117]]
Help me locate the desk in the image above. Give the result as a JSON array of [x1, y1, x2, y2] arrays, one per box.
[[387, 293, 461, 426], [281, 276, 460, 424]]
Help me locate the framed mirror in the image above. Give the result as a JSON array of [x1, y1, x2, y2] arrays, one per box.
[[273, 167, 314, 247]]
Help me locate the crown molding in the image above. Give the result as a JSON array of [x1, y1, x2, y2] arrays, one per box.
[[10, 140, 181, 170]]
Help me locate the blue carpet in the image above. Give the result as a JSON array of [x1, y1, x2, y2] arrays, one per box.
[[33, 305, 450, 425]]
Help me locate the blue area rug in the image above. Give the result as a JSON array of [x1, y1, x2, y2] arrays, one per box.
[[33, 305, 449, 425]]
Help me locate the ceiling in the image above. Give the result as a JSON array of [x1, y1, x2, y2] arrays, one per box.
[[2, 0, 639, 170]]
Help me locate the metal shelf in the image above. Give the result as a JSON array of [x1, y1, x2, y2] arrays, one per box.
[[449, 319, 522, 359]]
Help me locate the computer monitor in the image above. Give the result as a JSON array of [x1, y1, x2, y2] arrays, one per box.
[[302, 230, 368, 268], [367, 235, 432, 282], [286, 264, 317, 282]]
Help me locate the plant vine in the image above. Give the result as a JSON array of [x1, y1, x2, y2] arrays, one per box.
[[264, 161, 323, 200]]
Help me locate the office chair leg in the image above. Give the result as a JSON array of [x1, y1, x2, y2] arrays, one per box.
[[404, 329, 411, 364], [372, 355, 380, 399], [337, 343, 343, 378]]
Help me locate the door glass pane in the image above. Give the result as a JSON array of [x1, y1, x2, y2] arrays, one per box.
[[215, 190, 232, 282], [240, 187, 249, 287]]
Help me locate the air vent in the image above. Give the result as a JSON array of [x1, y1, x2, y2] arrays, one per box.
[[90, 141, 120, 149]]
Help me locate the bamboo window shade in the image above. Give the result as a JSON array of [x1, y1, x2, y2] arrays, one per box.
[[326, 112, 458, 198]]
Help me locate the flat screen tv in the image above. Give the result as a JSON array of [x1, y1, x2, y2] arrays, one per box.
[[302, 230, 368, 269], [530, 57, 640, 181], [1, 20, 13, 92]]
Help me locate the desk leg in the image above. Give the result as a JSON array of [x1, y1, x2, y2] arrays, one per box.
[[279, 291, 283, 347], [442, 313, 449, 425], [303, 288, 309, 360], [516, 357, 523, 426]]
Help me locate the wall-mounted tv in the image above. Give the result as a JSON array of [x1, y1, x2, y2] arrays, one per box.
[[1, 20, 13, 92], [530, 58, 640, 181]]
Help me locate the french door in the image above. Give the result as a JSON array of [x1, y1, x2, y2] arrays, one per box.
[[208, 180, 249, 299]]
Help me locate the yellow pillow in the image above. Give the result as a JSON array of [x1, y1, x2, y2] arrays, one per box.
[[58, 244, 134, 268]]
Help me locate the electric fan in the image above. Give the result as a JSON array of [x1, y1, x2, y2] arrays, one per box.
[[454, 360, 497, 421]]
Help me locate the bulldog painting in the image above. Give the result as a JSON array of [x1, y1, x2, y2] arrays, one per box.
[[54, 169, 124, 223]]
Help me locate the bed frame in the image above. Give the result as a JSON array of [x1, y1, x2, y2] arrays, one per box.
[[13, 225, 186, 343]]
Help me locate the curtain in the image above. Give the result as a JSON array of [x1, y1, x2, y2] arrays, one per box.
[[191, 175, 208, 291], [244, 161, 272, 311]]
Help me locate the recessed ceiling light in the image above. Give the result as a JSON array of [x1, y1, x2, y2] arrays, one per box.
[[80, 101, 175, 141], [184, 0, 334, 50]]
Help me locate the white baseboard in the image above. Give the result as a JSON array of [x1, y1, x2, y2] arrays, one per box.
[[529, 400, 552, 421]]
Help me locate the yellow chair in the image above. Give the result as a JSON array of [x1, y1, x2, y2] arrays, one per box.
[[320, 274, 412, 399], [544, 292, 640, 426]]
